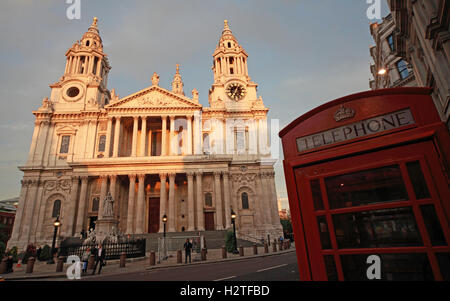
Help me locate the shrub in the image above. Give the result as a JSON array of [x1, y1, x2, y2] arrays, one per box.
[[7, 246, 19, 263], [22, 244, 37, 264], [225, 230, 236, 253], [38, 245, 51, 261]]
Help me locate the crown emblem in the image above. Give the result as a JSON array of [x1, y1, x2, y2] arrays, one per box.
[[334, 105, 355, 122]]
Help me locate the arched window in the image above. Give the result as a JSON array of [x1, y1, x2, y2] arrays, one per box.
[[92, 197, 99, 212], [205, 193, 213, 207], [241, 192, 249, 209], [52, 200, 61, 218]]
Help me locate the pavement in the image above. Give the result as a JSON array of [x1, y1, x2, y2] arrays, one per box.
[[0, 243, 296, 281]]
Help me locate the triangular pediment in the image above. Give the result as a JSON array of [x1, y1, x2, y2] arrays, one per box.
[[106, 86, 201, 109]]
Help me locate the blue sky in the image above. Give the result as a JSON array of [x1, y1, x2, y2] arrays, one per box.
[[0, 0, 390, 204]]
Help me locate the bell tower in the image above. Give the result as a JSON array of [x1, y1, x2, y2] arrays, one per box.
[[209, 20, 260, 110], [49, 17, 112, 111]]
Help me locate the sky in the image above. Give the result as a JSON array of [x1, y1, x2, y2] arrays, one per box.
[[0, 0, 390, 206]]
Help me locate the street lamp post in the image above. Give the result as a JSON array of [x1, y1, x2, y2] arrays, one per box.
[[230, 209, 238, 254], [47, 216, 61, 264], [161, 214, 168, 261], [162, 214, 167, 238]]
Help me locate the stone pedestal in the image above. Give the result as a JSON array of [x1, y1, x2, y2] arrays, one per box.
[[95, 217, 119, 243]]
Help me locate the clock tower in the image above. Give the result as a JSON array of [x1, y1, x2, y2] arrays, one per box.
[[209, 20, 260, 111], [49, 17, 112, 112]]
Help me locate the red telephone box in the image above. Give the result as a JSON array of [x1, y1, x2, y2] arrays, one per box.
[[279, 88, 450, 281]]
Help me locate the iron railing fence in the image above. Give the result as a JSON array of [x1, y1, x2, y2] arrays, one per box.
[[59, 239, 146, 260]]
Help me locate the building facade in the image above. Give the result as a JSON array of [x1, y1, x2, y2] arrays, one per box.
[[8, 18, 283, 249], [0, 198, 17, 244], [369, 14, 417, 89], [387, 0, 450, 127]]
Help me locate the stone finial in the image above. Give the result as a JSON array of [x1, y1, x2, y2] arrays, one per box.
[[92, 17, 98, 27], [192, 88, 199, 103], [151, 72, 160, 86]]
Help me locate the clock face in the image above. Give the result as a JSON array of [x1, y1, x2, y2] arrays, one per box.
[[226, 83, 246, 101]]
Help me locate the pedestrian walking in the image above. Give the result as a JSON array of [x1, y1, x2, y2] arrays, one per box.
[[183, 239, 193, 264], [81, 248, 90, 275], [91, 244, 106, 275]]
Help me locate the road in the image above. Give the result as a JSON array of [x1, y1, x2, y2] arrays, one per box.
[[82, 251, 299, 281]]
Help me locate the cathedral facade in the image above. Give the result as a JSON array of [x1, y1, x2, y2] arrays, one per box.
[[8, 18, 283, 249]]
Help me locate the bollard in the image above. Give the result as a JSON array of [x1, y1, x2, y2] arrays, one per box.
[[56, 256, 65, 272], [273, 242, 277, 252], [120, 252, 126, 268], [87, 254, 95, 270], [177, 250, 182, 264], [26, 257, 35, 274], [222, 246, 227, 259], [149, 252, 156, 266], [253, 245, 258, 255], [0, 257, 8, 274], [239, 246, 244, 257], [0, 257, 7, 274], [201, 248, 207, 261], [264, 243, 269, 254]]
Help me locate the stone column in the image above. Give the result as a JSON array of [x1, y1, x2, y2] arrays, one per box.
[[9, 180, 30, 245], [159, 173, 167, 233], [187, 172, 195, 231], [105, 117, 113, 157], [187, 115, 193, 155], [214, 171, 223, 230], [169, 116, 175, 155], [193, 112, 201, 155], [168, 173, 176, 232], [268, 172, 282, 229], [34, 120, 50, 165], [64, 176, 80, 237], [135, 174, 146, 234], [26, 121, 41, 165], [260, 172, 272, 228], [98, 175, 108, 220], [30, 182, 45, 242], [20, 179, 39, 243], [131, 116, 139, 157], [140, 116, 147, 156], [75, 176, 89, 234], [223, 171, 232, 229], [195, 172, 205, 231], [113, 117, 121, 157], [253, 173, 263, 227], [161, 115, 167, 156], [126, 174, 136, 234]]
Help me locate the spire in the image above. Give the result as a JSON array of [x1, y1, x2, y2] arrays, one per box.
[[79, 17, 103, 51], [171, 64, 184, 95], [219, 19, 238, 47]]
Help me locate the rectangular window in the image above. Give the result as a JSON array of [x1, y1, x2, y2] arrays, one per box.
[[310, 179, 324, 210], [98, 135, 106, 152], [59, 135, 71, 154], [325, 165, 408, 209], [317, 216, 332, 249], [340, 253, 434, 281], [332, 207, 423, 249], [406, 161, 430, 199], [387, 34, 394, 51]]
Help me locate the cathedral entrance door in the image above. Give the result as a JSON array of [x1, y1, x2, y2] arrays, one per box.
[[148, 197, 160, 233], [204, 212, 215, 231]]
